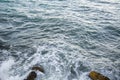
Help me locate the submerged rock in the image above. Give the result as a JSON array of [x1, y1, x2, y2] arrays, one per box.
[[89, 71, 110, 80]]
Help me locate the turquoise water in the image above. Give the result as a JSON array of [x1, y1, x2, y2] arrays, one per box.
[[0, 0, 120, 80]]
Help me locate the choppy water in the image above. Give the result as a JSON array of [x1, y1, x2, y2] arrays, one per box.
[[0, 0, 120, 80]]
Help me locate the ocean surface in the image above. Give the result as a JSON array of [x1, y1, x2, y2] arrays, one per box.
[[0, 0, 120, 80]]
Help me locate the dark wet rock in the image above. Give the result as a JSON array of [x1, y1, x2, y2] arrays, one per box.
[[32, 66, 44, 73], [89, 71, 110, 80], [24, 66, 44, 80], [25, 71, 37, 80]]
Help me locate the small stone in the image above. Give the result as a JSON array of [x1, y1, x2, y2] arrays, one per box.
[[89, 71, 110, 80], [26, 71, 37, 80], [32, 66, 44, 73]]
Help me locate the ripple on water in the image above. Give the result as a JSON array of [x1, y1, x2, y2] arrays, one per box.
[[0, 0, 120, 80]]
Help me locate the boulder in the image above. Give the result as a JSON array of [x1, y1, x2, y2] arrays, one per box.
[[89, 71, 110, 80]]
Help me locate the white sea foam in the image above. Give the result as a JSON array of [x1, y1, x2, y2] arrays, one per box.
[[0, 58, 15, 80]]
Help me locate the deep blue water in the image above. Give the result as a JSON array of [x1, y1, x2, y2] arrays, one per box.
[[0, 0, 120, 80]]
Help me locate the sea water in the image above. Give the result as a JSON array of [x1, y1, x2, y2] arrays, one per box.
[[0, 0, 120, 80]]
